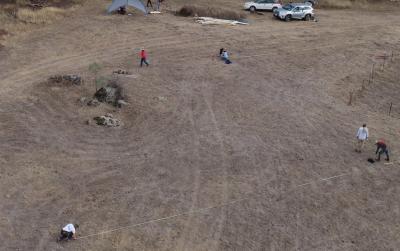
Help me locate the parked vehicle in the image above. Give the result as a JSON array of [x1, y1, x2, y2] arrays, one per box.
[[244, 0, 282, 12], [273, 3, 314, 21]]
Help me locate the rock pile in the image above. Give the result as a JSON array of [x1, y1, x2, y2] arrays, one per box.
[[79, 97, 100, 107], [93, 114, 121, 127], [94, 82, 126, 107], [49, 74, 82, 85], [113, 69, 130, 75]]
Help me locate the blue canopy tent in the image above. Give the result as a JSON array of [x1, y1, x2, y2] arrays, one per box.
[[107, 0, 147, 14]]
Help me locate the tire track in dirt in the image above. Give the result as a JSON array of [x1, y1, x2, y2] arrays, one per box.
[[199, 83, 230, 251], [175, 79, 202, 251], [1, 19, 380, 91], [0, 25, 378, 99], [0, 36, 196, 87], [0, 33, 184, 79], [169, 61, 231, 250], [3, 10, 400, 249]]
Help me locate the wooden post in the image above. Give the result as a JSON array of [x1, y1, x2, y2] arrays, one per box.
[[391, 51, 394, 62], [368, 72, 371, 85], [371, 63, 375, 83], [348, 91, 353, 106], [382, 56, 386, 70], [389, 102, 393, 116]]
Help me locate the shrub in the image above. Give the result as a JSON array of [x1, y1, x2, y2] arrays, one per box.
[[177, 5, 246, 20]]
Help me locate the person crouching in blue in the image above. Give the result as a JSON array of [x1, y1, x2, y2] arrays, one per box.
[[220, 49, 232, 64]]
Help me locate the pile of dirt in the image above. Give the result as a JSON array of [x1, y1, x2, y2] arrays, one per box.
[[93, 114, 121, 127], [48, 74, 82, 85], [176, 5, 246, 20], [94, 82, 125, 107]]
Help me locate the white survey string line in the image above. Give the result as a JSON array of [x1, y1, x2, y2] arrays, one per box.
[[76, 198, 246, 240], [296, 173, 349, 188], [76, 172, 348, 240]]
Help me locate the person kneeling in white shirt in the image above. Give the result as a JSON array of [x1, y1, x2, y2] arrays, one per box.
[[58, 223, 79, 241]]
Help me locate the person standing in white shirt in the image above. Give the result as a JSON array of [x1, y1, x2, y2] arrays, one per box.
[[355, 124, 369, 152], [58, 223, 79, 241]]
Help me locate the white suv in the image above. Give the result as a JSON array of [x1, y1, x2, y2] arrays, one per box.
[[274, 3, 314, 21], [244, 0, 282, 12]]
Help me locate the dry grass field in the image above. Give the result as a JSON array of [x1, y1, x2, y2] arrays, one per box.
[[1, 0, 400, 250]]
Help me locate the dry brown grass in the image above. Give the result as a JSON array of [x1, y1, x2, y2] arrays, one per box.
[[317, 0, 393, 9], [177, 5, 246, 20], [318, 0, 354, 9], [0, 0, 85, 45], [0, 0, 85, 7], [16, 6, 66, 24]]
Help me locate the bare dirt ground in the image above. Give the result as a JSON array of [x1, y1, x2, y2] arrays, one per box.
[[1, 0, 400, 250]]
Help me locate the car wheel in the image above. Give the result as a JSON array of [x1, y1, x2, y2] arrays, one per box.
[[249, 6, 256, 12], [304, 14, 311, 21], [285, 15, 291, 22]]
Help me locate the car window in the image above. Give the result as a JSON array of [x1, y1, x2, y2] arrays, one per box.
[[283, 4, 293, 10]]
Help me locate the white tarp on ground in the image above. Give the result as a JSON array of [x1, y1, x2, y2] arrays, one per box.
[[107, 0, 147, 14], [194, 17, 248, 26]]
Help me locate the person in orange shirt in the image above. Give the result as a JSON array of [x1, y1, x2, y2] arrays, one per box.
[[140, 49, 149, 67]]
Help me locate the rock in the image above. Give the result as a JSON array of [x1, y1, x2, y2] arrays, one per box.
[[87, 99, 100, 107], [105, 113, 113, 118], [117, 99, 129, 107], [79, 97, 87, 104], [154, 96, 168, 102], [85, 119, 91, 125], [93, 115, 121, 127], [94, 82, 124, 106]]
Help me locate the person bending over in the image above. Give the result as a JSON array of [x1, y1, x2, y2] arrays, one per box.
[[58, 223, 79, 241], [375, 140, 389, 161]]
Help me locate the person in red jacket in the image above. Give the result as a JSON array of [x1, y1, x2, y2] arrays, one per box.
[[140, 49, 149, 67], [375, 139, 390, 161]]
